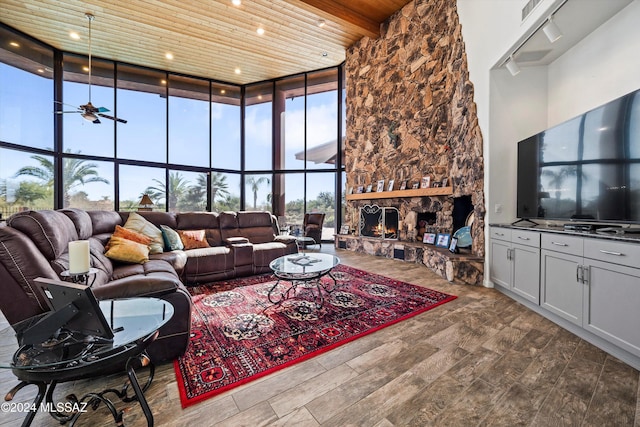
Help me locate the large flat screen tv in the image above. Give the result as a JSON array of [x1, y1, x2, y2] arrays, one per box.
[[517, 87, 640, 224]]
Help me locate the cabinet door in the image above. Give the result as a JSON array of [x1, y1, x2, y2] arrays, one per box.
[[541, 249, 583, 325], [512, 243, 540, 304], [583, 259, 640, 358], [490, 239, 511, 288]]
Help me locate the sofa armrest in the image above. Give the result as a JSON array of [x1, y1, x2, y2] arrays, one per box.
[[274, 235, 297, 245], [225, 236, 250, 245]]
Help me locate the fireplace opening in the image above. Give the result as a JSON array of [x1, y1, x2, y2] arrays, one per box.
[[416, 212, 437, 237], [359, 205, 399, 239]]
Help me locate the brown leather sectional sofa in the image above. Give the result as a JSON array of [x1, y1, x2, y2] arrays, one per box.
[[0, 209, 298, 362]]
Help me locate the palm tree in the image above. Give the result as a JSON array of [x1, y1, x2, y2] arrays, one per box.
[[13, 150, 109, 207], [190, 172, 230, 210], [144, 171, 192, 212], [246, 175, 270, 209]]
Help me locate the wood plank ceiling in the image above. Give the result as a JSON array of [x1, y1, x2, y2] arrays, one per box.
[[0, 0, 411, 85]]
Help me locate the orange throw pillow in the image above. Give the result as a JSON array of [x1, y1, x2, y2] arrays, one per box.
[[178, 229, 210, 249], [104, 236, 149, 264], [106, 225, 153, 250]]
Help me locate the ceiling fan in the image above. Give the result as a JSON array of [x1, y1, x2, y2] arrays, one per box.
[[56, 13, 127, 124]]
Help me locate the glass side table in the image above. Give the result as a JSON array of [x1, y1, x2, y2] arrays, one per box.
[[0, 297, 173, 427], [60, 267, 100, 287]]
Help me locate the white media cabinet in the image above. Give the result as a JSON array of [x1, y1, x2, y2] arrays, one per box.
[[489, 224, 640, 370]]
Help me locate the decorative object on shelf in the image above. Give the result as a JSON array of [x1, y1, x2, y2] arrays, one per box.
[[400, 180, 407, 190], [356, 185, 364, 194], [449, 237, 459, 253], [432, 182, 441, 188], [68, 240, 90, 274], [387, 179, 395, 191], [421, 176, 431, 189], [137, 194, 154, 211], [339, 225, 350, 235], [376, 179, 385, 192], [453, 226, 472, 248], [348, 186, 353, 195], [441, 177, 449, 187], [423, 232, 436, 244], [435, 233, 451, 248], [366, 184, 373, 193], [412, 182, 419, 189]]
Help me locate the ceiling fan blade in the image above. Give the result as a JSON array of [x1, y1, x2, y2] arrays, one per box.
[[98, 113, 127, 124], [97, 106, 110, 112], [55, 111, 82, 114], [92, 117, 101, 124]]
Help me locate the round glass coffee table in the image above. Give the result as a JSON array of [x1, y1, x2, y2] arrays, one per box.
[[268, 253, 340, 308]]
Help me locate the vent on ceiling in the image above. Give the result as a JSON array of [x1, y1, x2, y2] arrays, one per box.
[[522, 0, 542, 21]]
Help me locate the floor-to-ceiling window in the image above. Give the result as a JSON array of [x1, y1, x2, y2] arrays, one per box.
[[0, 23, 344, 235]]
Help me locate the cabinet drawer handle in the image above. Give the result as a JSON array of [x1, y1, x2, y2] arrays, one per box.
[[599, 249, 624, 256], [551, 242, 568, 247], [517, 236, 530, 241], [495, 232, 504, 236]]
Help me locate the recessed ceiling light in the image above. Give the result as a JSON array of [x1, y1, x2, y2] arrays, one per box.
[[161, 79, 167, 85], [317, 19, 326, 28], [69, 31, 80, 40], [258, 95, 263, 100], [9, 41, 19, 47], [165, 52, 174, 60], [82, 66, 89, 72], [220, 89, 226, 94], [235, 68, 241, 74], [37, 68, 44, 73], [322, 52, 328, 57], [257, 27, 265, 36], [232, 0, 241, 5]]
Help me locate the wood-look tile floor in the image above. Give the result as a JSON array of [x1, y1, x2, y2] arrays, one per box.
[[1, 247, 639, 426]]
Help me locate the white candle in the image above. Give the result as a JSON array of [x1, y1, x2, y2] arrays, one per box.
[[69, 240, 90, 274]]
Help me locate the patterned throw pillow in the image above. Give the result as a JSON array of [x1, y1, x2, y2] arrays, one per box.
[[105, 225, 153, 251], [104, 236, 149, 264], [161, 225, 184, 251], [123, 212, 165, 254], [178, 229, 210, 250]]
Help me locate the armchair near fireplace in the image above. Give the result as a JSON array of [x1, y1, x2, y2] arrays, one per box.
[[303, 213, 325, 247]]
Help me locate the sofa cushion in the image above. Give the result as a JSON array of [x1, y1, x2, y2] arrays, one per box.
[[93, 260, 181, 300], [252, 242, 289, 268], [88, 210, 123, 235], [123, 212, 164, 254], [105, 236, 150, 264], [179, 229, 210, 249], [7, 210, 78, 261], [237, 211, 277, 244], [150, 251, 188, 273], [120, 211, 178, 229], [61, 208, 94, 240], [106, 225, 152, 250], [160, 225, 184, 251], [176, 212, 223, 246], [182, 246, 233, 282]]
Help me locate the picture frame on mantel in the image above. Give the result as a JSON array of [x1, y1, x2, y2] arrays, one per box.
[[435, 233, 451, 248], [376, 179, 385, 192], [400, 180, 407, 190], [420, 176, 431, 189], [442, 177, 449, 187], [423, 232, 436, 244], [366, 184, 373, 193], [387, 179, 395, 191]]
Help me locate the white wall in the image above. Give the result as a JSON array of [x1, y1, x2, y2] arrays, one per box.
[[547, 0, 640, 125]]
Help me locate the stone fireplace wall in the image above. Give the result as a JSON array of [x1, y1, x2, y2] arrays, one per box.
[[344, 0, 485, 257]]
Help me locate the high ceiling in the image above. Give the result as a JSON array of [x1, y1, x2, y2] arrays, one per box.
[[0, 0, 411, 84]]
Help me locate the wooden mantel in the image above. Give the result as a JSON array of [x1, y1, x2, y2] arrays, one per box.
[[346, 186, 453, 201]]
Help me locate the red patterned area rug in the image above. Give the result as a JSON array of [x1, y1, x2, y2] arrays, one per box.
[[174, 264, 457, 408]]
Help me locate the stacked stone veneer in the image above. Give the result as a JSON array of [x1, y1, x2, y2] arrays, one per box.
[[344, 0, 485, 282]]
